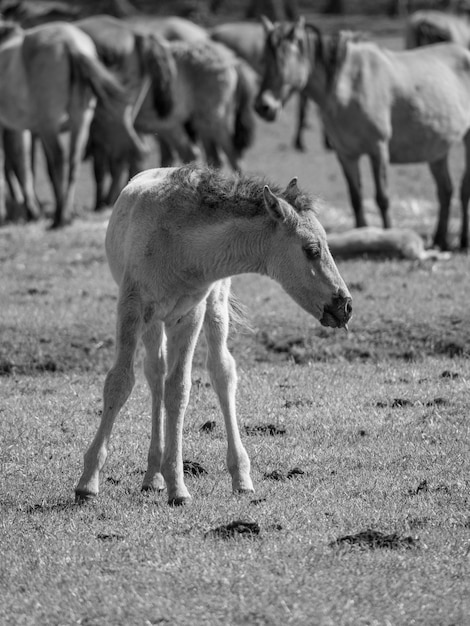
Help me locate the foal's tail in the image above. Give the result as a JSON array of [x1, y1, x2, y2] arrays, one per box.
[[66, 42, 147, 155], [134, 33, 176, 119], [232, 60, 256, 156]]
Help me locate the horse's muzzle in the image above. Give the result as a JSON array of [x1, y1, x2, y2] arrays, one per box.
[[255, 92, 280, 122], [320, 295, 353, 329]]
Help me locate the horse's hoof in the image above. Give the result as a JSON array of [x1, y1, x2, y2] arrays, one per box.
[[141, 484, 165, 494], [168, 496, 191, 507], [75, 489, 97, 504]]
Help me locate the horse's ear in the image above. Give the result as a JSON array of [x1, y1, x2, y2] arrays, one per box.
[[263, 185, 295, 224], [285, 177, 299, 194], [288, 16, 305, 40], [260, 15, 274, 34]]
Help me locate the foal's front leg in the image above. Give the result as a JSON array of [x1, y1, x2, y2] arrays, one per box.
[[75, 286, 142, 501], [162, 302, 206, 505]]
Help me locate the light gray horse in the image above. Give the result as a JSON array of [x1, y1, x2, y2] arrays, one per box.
[[255, 18, 470, 250]]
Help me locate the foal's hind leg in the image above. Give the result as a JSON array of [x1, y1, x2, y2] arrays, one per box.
[[203, 281, 253, 494], [141, 321, 167, 493], [75, 282, 142, 501], [429, 156, 453, 250], [459, 132, 470, 249]]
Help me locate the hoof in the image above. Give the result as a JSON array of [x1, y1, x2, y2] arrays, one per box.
[[75, 489, 97, 504], [233, 487, 255, 495], [168, 496, 191, 507], [141, 484, 165, 494]]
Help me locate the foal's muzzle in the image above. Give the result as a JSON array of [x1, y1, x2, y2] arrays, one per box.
[[320, 295, 353, 329]]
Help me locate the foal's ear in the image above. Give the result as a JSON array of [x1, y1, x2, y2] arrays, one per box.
[[263, 185, 295, 224], [260, 15, 274, 34], [285, 177, 299, 194]]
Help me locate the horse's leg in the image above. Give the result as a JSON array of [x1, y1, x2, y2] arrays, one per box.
[[293, 90, 308, 152], [158, 137, 176, 167], [7, 130, 41, 221], [75, 280, 142, 501], [204, 280, 253, 494], [107, 157, 130, 207], [200, 136, 223, 169], [369, 143, 391, 229], [65, 106, 95, 219], [141, 321, 167, 493], [162, 300, 206, 505], [92, 145, 110, 211], [40, 133, 66, 228], [159, 126, 200, 166], [459, 131, 470, 250], [429, 156, 453, 250], [0, 128, 7, 225], [336, 153, 367, 227]]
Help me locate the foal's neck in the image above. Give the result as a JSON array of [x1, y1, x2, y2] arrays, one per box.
[[188, 214, 272, 281]]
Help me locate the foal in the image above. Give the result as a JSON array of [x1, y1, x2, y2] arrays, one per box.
[[75, 166, 352, 506]]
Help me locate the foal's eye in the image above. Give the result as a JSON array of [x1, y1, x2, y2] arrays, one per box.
[[303, 245, 320, 261]]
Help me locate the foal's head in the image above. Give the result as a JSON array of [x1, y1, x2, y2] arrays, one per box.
[[264, 179, 352, 329], [255, 16, 312, 121]]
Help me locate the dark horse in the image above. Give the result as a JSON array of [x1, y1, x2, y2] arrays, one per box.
[[255, 17, 470, 250]]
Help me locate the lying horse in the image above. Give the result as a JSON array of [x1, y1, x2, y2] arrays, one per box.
[[405, 10, 470, 48], [255, 18, 470, 250], [0, 20, 142, 227], [75, 165, 352, 506], [210, 20, 310, 151]]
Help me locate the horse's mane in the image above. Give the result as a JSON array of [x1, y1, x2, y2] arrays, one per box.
[[170, 165, 316, 220], [306, 24, 369, 87], [0, 20, 23, 43]]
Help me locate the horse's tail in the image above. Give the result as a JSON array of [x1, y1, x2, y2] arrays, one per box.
[[232, 61, 256, 156], [405, 19, 449, 48], [66, 42, 147, 156], [134, 32, 176, 119]]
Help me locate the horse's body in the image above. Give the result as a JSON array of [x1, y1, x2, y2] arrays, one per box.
[[255, 19, 470, 250], [210, 20, 309, 151], [131, 15, 209, 44], [76, 15, 176, 210], [80, 16, 257, 208], [405, 10, 470, 48], [79, 17, 256, 209], [0, 20, 142, 227], [75, 165, 352, 506]]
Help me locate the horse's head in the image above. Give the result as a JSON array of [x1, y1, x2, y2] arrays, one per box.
[[255, 16, 311, 121], [263, 178, 352, 329]]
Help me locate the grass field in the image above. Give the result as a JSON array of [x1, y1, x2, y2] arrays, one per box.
[[2, 18, 470, 626]]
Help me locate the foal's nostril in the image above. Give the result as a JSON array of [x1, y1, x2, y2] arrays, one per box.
[[344, 297, 353, 317]]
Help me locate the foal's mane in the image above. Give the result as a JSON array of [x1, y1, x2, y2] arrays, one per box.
[[171, 165, 316, 220]]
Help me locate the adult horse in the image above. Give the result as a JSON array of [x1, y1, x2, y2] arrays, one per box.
[[255, 18, 470, 250], [76, 15, 176, 210], [0, 20, 143, 227], [75, 165, 352, 506], [405, 10, 470, 48], [79, 17, 257, 208], [210, 20, 310, 151]]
